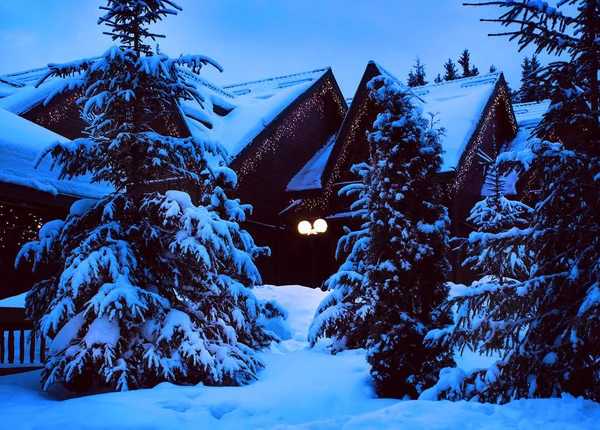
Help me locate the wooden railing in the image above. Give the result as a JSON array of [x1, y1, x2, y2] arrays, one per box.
[[0, 307, 47, 375]]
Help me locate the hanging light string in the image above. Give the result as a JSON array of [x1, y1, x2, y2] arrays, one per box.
[[237, 79, 346, 183]]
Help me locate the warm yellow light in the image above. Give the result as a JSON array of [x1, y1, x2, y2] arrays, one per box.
[[313, 218, 328, 234], [298, 220, 312, 235]]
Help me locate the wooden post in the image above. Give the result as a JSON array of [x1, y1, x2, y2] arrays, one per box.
[[0, 330, 4, 364], [40, 336, 46, 363], [19, 330, 25, 364], [8, 330, 14, 364], [30, 333, 35, 364]]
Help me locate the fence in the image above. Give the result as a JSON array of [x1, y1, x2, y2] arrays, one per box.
[[0, 307, 46, 375]]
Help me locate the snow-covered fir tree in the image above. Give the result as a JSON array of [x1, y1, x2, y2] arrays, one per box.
[[308, 163, 373, 352], [365, 76, 454, 399], [407, 56, 428, 87], [17, 0, 281, 392], [458, 49, 479, 77], [442, 58, 460, 81], [430, 0, 600, 403]]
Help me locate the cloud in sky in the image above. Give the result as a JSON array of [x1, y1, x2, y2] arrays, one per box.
[[0, 0, 564, 97]]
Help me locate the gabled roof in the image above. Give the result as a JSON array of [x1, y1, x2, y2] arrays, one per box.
[[412, 72, 502, 172], [182, 67, 331, 161], [293, 63, 505, 198], [224, 68, 329, 98]]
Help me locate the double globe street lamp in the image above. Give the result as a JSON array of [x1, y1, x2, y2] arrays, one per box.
[[297, 218, 328, 288]]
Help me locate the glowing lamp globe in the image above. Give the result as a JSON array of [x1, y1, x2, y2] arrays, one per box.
[[313, 218, 328, 234], [298, 220, 312, 235]]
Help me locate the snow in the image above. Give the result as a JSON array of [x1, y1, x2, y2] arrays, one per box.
[[1, 284, 599, 429], [412, 73, 501, 172], [286, 134, 336, 192], [0, 108, 112, 198], [0, 292, 27, 308], [0, 79, 63, 115]]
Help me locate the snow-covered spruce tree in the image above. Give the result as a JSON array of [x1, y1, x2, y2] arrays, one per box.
[[432, 0, 600, 402], [308, 163, 373, 352], [17, 0, 281, 392], [365, 76, 454, 399], [407, 57, 428, 87]]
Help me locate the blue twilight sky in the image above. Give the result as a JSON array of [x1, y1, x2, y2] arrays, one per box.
[[0, 0, 564, 98]]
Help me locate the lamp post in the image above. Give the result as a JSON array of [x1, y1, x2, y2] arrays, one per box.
[[297, 219, 328, 288]]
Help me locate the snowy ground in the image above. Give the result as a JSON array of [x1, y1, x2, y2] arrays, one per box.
[[1, 285, 599, 429]]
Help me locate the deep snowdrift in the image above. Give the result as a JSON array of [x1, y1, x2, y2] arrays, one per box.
[[0, 285, 599, 429]]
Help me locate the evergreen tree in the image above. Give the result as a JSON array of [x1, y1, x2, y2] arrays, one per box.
[[461, 152, 532, 282], [518, 54, 550, 102], [308, 164, 373, 352], [365, 76, 454, 399], [407, 56, 428, 87], [489, 64, 498, 73], [17, 0, 281, 392], [458, 49, 480, 77], [434, 73, 443, 84], [442, 58, 460, 81], [438, 0, 600, 402], [425, 152, 533, 401]]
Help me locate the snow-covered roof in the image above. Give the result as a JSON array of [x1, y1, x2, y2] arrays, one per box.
[[0, 108, 111, 198], [0, 64, 330, 199], [178, 67, 330, 160], [2, 66, 57, 86], [0, 79, 63, 115], [508, 100, 550, 154], [412, 72, 502, 172], [512, 100, 551, 127], [286, 134, 336, 192], [224, 68, 329, 98]]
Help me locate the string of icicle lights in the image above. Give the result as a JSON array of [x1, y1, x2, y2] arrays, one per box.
[[236, 80, 346, 183]]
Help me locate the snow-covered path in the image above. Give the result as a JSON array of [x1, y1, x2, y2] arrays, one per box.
[[1, 285, 599, 429]]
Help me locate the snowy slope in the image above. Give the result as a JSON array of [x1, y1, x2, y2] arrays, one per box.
[[0, 108, 111, 198], [1, 284, 599, 429]]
